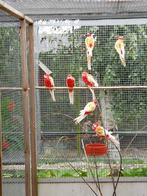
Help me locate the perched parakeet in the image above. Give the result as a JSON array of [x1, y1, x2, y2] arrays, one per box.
[[44, 74, 56, 102], [74, 100, 97, 124], [82, 71, 98, 100], [85, 33, 95, 70], [92, 122, 120, 147], [66, 74, 75, 104], [115, 35, 126, 67], [82, 71, 98, 88]]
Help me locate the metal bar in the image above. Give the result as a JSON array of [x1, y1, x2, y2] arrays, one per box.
[[28, 23, 38, 196], [40, 131, 147, 135], [38, 177, 147, 183], [0, 87, 23, 91], [20, 19, 31, 196], [0, 93, 2, 196], [0, 0, 33, 24], [27, 13, 147, 20], [35, 86, 147, 90], [37, 18, 147, 26]]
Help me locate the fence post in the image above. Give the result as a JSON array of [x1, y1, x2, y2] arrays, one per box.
[[20, 19, 31, 196], [0, 92, 2, 196], [28, 23, 38, 196]]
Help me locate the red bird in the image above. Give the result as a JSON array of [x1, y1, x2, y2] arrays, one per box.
[[82, 71, 98, 100], [82, 71, 98, 88], [66, 74, 75, 104], [44, 74, 56, 102]]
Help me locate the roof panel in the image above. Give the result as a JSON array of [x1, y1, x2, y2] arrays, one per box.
[[2, 0, 147, 19]]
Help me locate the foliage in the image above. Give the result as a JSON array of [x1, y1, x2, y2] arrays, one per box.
[[122, 159, 144, 165], [39, 23, 147, 132], [3, 169, 88, 178], [0, 26, 21, 87], [3, 167, 147, 178], [1, 96, 23, 151], [3, 170, 24, 178], [122, 167, 147, 177], [0, 26, 23, 151], [37, 168, 87, 178]]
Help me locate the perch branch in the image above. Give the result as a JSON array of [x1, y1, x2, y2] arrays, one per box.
[[36, 85, 147, 90], [56, 136, 99, 196]]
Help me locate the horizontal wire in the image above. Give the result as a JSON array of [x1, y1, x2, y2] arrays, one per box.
[[41, 131, 147, 135], [1, 86, 147, 91], [36, 86, 147, 90], [0, 87, 23, 91]]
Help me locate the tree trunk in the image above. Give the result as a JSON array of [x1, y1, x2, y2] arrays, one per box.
[[99, 90, 120, 160]]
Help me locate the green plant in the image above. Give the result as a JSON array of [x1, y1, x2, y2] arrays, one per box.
[[122, 159, 144, 165], [122, 167, 147, 177], [3, 167, 147, 179], [1, 97, 23, 151]]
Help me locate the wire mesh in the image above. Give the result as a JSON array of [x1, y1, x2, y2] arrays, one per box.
[[36, 20, 147, 182], [0, 20, 21, 87], [3, 0, 147, 20], [1, 3, 147, 194], [0, 10, 26, 196]]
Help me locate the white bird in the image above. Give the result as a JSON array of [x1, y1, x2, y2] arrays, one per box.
[[74, 100, 97, 124]]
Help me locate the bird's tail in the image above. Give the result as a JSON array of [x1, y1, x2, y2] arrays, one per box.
[[69, 91, 74, 104], [86, 49, 92, 70], [87, 48, 93, 57], [119, 55, 126, 67], [121, 58, 126, 67], [109, 134, 120, 147], [74, 112, 87, 124], [50, 90, 56, 102], [87, 55, 92, 70], [94, 81, 98, 87], [89, 88, 96, 100]]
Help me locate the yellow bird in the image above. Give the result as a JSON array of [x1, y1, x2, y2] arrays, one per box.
[[74, 99, 97, 124], [115, 35, 126, 67], [85, 33, 95, 70]]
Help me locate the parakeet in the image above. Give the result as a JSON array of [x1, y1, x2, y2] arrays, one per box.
[[85, 33, 95, 70], [92, 122, 120, 147], [105, 130, 120, 147], [82, 71, 98, 88], [92, 122, 105, 137], [74, 100, 97, 124], [66, 74, 75, 104], [82, 71, 98, 100], [115, 35, 126, 67], [44, 73, 56, 102]]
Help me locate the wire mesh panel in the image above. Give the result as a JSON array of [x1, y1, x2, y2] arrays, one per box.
[[35, 20, 147, 184], [0, 14, 21, 88], [3, 0, 147, 20], [0, 10, 25, 196]]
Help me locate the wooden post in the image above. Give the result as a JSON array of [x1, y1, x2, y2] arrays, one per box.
[[20, 19, 31, 196], [0, 92, 2, 196], [28, 23, 38, 196], [0, 0, 33, 23]]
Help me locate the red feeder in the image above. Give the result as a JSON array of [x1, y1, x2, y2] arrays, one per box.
[[85, 143, 108, 156]]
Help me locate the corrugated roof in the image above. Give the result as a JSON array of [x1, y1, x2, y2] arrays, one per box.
[[2, 0, 147, 20]]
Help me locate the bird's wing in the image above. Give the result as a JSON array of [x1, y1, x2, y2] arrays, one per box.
[[85, 37, 95, 48], [120, 43, 125, 57], [49, 76, 55, 87], [84, 101, 96, 112], [87, 74, 98, 87]]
